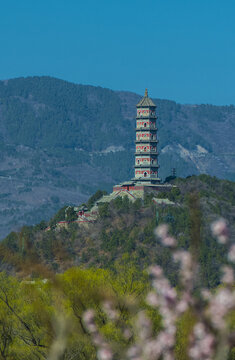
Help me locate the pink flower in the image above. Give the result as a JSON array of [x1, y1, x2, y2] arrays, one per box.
[[143, 340, 161, 359], [127, 345, 141, 358], [211, 218, 229, 244], [146, 291, 159, 307], [93, 333, 104, 346], [189, 346, 201, 359], [83, 309, 97, 333], [201, 334, 215, 357], [208, 288, 235, 329], [136, 311, 152, 340], [163, 351, 175, 360], [162, 287, 177, 305], [155, 224, 168, 239], [148, 265, 163, 278], [158, 331, 175, 349], [162, 236, 177, 247], [221, 266, 234, 284], [97, 347, 113, 360], [102, 301, 118, 321], [193, 323, 206, 339], [176, 299, 188, 314], [173, 251, 192, 269], [201, 289, 212, 301], [123, 328, 132, 340], [228, 244, 235, 262]]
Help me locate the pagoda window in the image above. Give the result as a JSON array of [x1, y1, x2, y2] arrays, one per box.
[[144, 172, 147, 177], [144, 123, 147, 127], [144, 147, 147, 152]]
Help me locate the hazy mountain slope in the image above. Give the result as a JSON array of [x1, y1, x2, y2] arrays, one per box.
[[0, 76, 234, 239]]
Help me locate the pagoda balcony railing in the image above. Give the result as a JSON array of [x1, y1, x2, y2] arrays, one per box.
[[136, 127, 157, 131], [135, 174, 160, 179], [136, 115, 157, 119], [134, 164, 159, 168], [135, 151, 159, 155], [135, 139, 158, 143]]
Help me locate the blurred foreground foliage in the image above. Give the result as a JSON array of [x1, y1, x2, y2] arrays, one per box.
[[0, 257, 159, 360]]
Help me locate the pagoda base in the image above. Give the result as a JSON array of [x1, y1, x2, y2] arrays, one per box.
[[112, 179, 174, 201], [131, 176, 161, 185]]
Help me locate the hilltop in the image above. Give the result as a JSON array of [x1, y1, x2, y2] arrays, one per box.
[[0, 76, 235, 239], [1, 175, 235, 288]]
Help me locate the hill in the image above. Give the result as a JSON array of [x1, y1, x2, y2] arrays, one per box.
[[1, 175, 235, 289], [0, 76, 235, 239]]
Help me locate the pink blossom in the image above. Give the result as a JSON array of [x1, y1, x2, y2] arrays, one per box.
[[201, 289, 212, 301], [162, 287, 177, 306], [143, 340, 161, 359], [228, 244, 235, 262], [157, 331, 175, 349], [163, 351, 175, 360], [193, 322, 206, 339], [97, 347, 113, 360], [123, 328, 132, 340], [83, 220, 234, 360], [127, 345, 141, 358], [208, 288, 235, 329], [173, 251, 192, 269], [201, 334, 215, 356], [136, 311, 152, 340], [176, 299, 188, 314], [221, 266, 234, 284], [102, 301, 118, 321], [188, 346, 201, 359], [211, 218, 229, 244], [155, 224, 168, 239], [93, 333, 105, 346], [83, 309, 97, 333], [148, 265, 163, 278], [162, 236, 177, 247], [146, 291, 159, 307]]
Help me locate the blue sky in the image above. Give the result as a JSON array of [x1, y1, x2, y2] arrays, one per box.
[[0, 0, 235, 105]]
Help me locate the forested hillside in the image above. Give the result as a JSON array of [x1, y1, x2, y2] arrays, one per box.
[[1, 175, 235, 289], [0, 76, 235, 239], [0, 175, 234, 359]]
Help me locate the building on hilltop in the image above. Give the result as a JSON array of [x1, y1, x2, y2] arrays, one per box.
[[47, 90, 175, 230], [134, 88, 160, 184], [110, 89, 174, 202]]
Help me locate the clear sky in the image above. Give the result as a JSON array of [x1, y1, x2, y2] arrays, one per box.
[[0, 0, 235, 105]]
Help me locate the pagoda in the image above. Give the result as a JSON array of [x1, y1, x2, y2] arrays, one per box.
[[134, 89, 160, 184], [61, 89, 175, 222], [110, 90, 173, 200]]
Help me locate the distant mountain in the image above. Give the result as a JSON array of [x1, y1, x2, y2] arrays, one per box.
[[0, 76, 235, 239]]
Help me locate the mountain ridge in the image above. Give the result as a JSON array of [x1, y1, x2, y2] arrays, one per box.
[[0, 76, 234, 239]]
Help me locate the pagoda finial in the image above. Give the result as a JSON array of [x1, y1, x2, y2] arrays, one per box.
[[145, 88, 148, 97]]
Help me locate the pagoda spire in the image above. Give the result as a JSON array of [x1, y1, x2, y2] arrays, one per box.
[[145, 88, 148, 97]]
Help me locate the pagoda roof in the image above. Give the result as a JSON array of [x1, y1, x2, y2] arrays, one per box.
[[136, 89, 156, 108]]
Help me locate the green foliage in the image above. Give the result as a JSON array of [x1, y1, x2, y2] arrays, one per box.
[[175, 310, 197, 360], [49, 206, 67, 227], [98, 203, 110, 218], [87, 189, 107, 210], [65, 206, 78, 222], [0, 259, 157, 359], [0, 170, 235, 359], [1, 175, 234, 291]]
